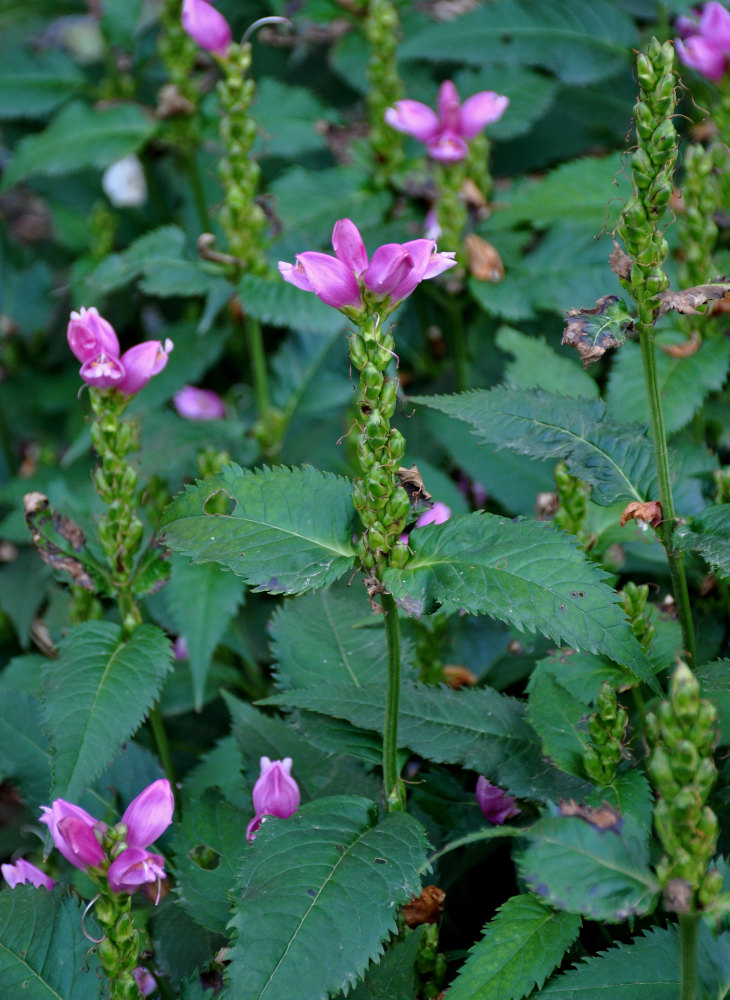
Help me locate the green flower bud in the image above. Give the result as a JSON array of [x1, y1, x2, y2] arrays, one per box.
[[387, 429, 406, 464], [389, 540, 410, 568], [349, 334, 368, 370]]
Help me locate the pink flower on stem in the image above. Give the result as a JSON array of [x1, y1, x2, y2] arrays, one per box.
[[385, 80, 509, 163], [40, 800, 106, 870], [676, 2, 730, 81], [475, 776, 520, 825], [1, 858, 55, 891], [181, 0, 232, 56], [278, 218, 456, 313], [415, 502, 452, 528], [246, 757, 300, 842], [117, 338, 174, 396], [67, 307, 120, 363], [173, 385, 226, 421]]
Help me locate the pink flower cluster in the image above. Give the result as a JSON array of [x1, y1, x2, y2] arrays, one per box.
[[39, 779, 173, 897], [246, 757, 301, 841], [676, 2, 730, 81], [67, 307, 173, 395], [181, 0, 231, 56], [386, 80, 508, 163], [279, 218, 456, 312]]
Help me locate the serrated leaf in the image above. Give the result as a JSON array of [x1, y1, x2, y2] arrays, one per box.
[[164, 555, 245, 711], [527, 670, 588, 779], [398, 0, 637, 84], [587, 769, 653, 837], [237, 273, 346, 335], [151, 896, 225, 985], [42, 621, 172, 801], [383, 513, 656, 687], [0, 49, 83, 119], [497, 325, 598, 398], [606, 334, 730, 435], [517, 813, 659, 922], [697, 659, 730, 745], [160, 465, 357, 595], [535, 925, 678, 998], [253, 78, 336, 158], [0, 690, 50, 807], [172, 788, 244, 933], [0, 886, 103, 999], [412, 387, 656, 505], [261, 681, 590, 802], [456, 66, 559, 142], [446, 894, 581, 1000], [675, 504, 730, 581], [2, 101, 156, 188], [533, 650, 633, 706], [227, 796, 428, 1000], [345, 925, 424, 1000]]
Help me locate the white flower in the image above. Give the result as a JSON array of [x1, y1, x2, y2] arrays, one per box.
[[102, 155, 147, 208]]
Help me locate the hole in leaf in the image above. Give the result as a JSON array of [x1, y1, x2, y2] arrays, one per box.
[[188, 844, 221, 870], [203, 489, 236, 516]]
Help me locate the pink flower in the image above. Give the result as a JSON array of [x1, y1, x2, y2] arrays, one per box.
[[181, 0, 232, 56], [173, 385, 226, 421], [108, 778, 173, 895], [385, 80, 509, 163], [1, 858, 55, 891], [246, 757, 300, 842], [134, 967, 157, 997], [79, 351, 126, 390], [475, 776, 520, 825], [39, 800, 106, 870], [416, 502, 451, 528], [676, 2, 730, 81], [117, 339, 173, 396], [278, 218, 456, 313], [107, 848, 166, 895], [67, 307, 120, 363]]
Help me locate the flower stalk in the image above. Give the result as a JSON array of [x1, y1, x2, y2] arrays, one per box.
[[365, 0, 405, 185]]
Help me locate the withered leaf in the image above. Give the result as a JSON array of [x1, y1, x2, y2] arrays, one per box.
[[442, 664, 478, 689], [562, 295, 634, 369], [608, 243, 632, 281], [660, 331, 702, 358], [559, 799, 623, 833], [663, 878, 692, 914], [23, 491, 97, 591], [619, 500, 663, 529], [396, 465, 433, 512], [465, 234, 504, 282], [403, 885, 446, 927], [657, 280, 730, 317]]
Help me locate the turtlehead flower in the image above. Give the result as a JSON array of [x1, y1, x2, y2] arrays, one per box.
[[1, 858, 55, 891], [279, 218, 456, 313], [181, 0, 232, 56], [67, 306, 120, 363], [415, 502, 451, 528], [173, 385, 226, 421], [676, 2, 730, 81], [117, 339, 174, 396], [246, 757, 300, 841], [108, 847, 166, 895], [102, 155, 147, 208], [475, 776, 520, 825], [40, 800, 106, 870], [385, 80, 509, 163]]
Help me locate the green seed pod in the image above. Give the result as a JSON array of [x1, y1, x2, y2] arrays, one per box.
[[362, 362, 384, 402], [380, 379, 398, 418], [636, 52, 657, 90], [389, 540, 410, 568], [349, 333, 369, 370], [387, 429, 406, 464], [368, 525, 387, 550]]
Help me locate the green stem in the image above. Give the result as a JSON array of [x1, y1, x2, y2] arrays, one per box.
[[381, 591, 405, 811], [637, 322, 696, 667], [148, 703, 179, 817], [679, 911, 698, 1000], [449, 297, 469, 392], [186, 150, 210, 233], [245, 315, 270, 422]]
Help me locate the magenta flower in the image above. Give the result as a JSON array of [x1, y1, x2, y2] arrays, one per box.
[[475, 776, 520, 825], [676, 2, 730, 81], [108, 778, 174, 896], [134, 967, 158, 997], [279, 218, 456, 313], [108, 848, 166, 895], [173, 385, 226, 421], [385, 80, 509, 163], [79, 351, 127, 390], [40, 800, 106, 870], [1, 858, 55, 891], [416, 502, 452, 528], [246, 757, 301, 842], [117, 338, 173, 396], [181, 0, 232, 56], [67, 307, 120, 363]]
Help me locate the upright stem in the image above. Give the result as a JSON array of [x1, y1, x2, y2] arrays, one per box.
[[245, 315, 269, 420], [679, 911, 698, 1000], [381, 591, 404, 811], [148, 703, 179, 817]]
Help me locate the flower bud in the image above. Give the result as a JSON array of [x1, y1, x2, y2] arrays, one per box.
[[475, 776, 520, 824], [67, 307, 120, 363], [118, 339, 173, 397], [181, 0, 232, 56]]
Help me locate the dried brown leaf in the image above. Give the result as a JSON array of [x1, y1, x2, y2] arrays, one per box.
[[559, 799, 623, 833], [396, 465, 433, 509], [608, 243, 632, 281], [562, 294, 630, 369], [442, 665, 478, 689], [660, 331, 702, 357], [23, 491, 96, 590], [657, 280, 730, 317], [465, 234, 504, 282], [403, 885, 446, 927], [619, 500, 663, 529]]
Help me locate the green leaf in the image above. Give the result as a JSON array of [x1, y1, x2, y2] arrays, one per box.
[[497, 325, 599, 398], [697, 659, 730, 745], [253, 78, 336, 158], [226, 796, 428, 1000], [345, 925, 424, 1000], [587, 769, 654, 837], [0, 886, 103, 999], [535, 925, 679, 998], [532, 650, 633, 706], [412, 387, 656, 505], [172, 788, 243, 934], [0, 690, 50, 807], [517, 813, 660, 922], [674, 505, 730, 581], [43, 621, 173, 801], [606, 334, 730, 435], [456, 66, 559, 142], [164, 555, 245, 711], [0, 49, 84, 120], [237, 273, 346, 336], [160, 464, 357, 595], [383, 513, 656, 688], [151, 896, 225, 985], [445, 894, 581, 1000], [527, 670, 588, 779], [2, 101, 156, 188], [398, 0, 637, 84], [261, 681, 590, 802]]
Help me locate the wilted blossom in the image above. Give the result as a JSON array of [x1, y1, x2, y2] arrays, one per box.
[[67, 307, 173, 395], [1, 858, 55, 891], [173, 385, 226, 421], [246, 757, 301, 842], [415, 502, 452, 528], [675, 2, 730, 81], [181, 0, 232, 56], [134, 968, 157, 997], [475, 776, 520, 825], [40, 779, 173, 899], [102, 154, 147, 208], [385, 80, 509, 163], [279, 218, 456, 312]]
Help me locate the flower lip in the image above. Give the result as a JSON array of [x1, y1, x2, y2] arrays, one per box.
[[121, 778, 174, 849], [107, 847, 166, 895]]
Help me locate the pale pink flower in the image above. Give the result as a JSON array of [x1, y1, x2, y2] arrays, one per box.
[[173, 385, 226, 420], [181, 0, 232, 56], [1, 858, 55, 891], [676, 2, 730, 81], [246, 757, 300, 842]]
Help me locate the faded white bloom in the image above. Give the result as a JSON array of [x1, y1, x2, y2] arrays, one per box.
[[102, 155, 147, 208]]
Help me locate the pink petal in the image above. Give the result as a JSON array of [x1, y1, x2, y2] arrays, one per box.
[[415, 502, 451, 527], [118, 339, 173, 396], [173, 386, 226, 421], [56, 817, 106, 870], [181, 0, 231, 56], [278, 260, 314, 292], [363, 244, 413, 297], [384, 101, 441, 142], [676, 36, 727, 80], [107, 848, 166, 894], [422, 249, 458, 280], [700, 1, 730, 47], [387, 239, 436, 301], [426, 131, 469, 163], [67, 307, 120, 363], [121, 779, 174, 849], [675, 13, 700, 38], [332, 218, 368, 277], [252, 757, 300, 818], [458, 91, 509, 138], [1, 859, 55, 891], [296, 252, 363, 309], [437, 80, 461, 131]]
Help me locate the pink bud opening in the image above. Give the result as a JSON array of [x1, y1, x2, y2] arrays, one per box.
[[181, 0, 232, 56], [117, 339, 173, 396], [121, 779, 174, 849], [67, 307, 120, 363]]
